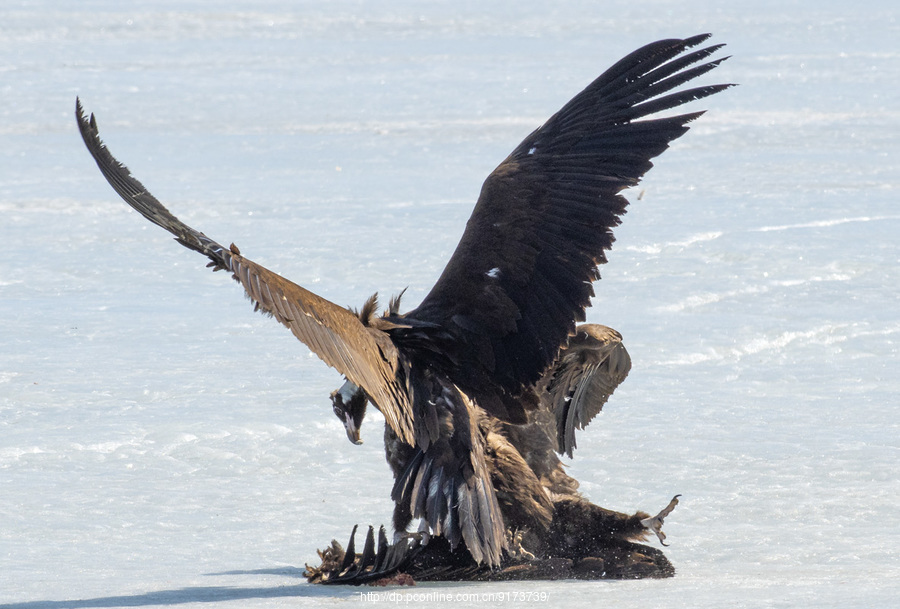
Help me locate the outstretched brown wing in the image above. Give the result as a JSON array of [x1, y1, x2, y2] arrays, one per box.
[[406, 35, 731, 419], [543, 324, 632, 458], [76, 99, 415, 446]]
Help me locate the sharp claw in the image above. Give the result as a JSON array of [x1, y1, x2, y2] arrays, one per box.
[[393, 529, 429, 547], [640, 494, 680, 546], [506, 529, 535, 561]]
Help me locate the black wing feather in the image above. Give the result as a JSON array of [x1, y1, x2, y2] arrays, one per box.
[[406, 36, 732, 420]]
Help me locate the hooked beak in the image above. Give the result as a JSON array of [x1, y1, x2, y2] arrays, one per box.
[[344, 414, 363, 445]]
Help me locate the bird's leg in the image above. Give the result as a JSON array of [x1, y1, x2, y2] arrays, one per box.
[[639, 495, 681, 546], [505, 528, 536, 562], [393, 528, 430, 546]]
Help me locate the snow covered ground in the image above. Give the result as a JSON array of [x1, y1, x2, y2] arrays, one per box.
[[1, 1, 897, 607]]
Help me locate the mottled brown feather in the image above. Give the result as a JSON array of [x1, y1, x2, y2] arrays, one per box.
[[542, 324, 632, 458], [76, 99, 415, 446]]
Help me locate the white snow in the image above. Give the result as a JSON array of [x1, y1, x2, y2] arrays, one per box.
[[2, 1, 898, 608]]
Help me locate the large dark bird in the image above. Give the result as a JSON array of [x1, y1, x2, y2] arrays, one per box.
[[77, 34, 731, 569], [326, 323, 681, 578]]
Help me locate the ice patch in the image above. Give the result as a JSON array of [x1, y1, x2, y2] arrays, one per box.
[[625, 231, 723, 254], [658, 285, 769, 312], [754, 215, 900, 232], [661, 323, 854, 366], [71, 440, 140, 454], [486, 267, 501, 278], [0, 446, 47, 464], [660, 273, 854, 313]]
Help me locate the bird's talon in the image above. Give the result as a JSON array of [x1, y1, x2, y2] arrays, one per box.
[[640, 494, 680, 546], [393, 530, 429, 547]]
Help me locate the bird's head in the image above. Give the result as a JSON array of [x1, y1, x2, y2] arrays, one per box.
[[329, 379, 368, 445]]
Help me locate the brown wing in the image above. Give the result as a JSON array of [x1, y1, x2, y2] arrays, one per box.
[[406, 35, 731, 419], [76, 99, 415, 446], [543, 324, 632, 458]]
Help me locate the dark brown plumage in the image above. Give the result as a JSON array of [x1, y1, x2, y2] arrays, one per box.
[[330, 324, 644, 563], [77, 34, 731, 570]]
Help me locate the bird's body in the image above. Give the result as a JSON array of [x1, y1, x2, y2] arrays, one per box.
[[332, 323, 650, 562], [77, 34, 731, 575]]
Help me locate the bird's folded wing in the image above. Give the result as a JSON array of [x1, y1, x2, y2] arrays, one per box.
[[391, 391, 506, 567], [544, 324, 632, 457]]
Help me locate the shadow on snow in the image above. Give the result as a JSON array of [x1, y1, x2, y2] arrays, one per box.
[[0, 569, 360, 609]]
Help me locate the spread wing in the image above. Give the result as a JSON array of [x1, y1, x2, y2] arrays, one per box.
[[76, 99, 415, 446], [406, 35, 731, 418], [542, 324, 632, 458]]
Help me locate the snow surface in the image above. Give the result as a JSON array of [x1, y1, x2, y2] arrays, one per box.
[[2, 1, 898, 607]]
